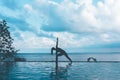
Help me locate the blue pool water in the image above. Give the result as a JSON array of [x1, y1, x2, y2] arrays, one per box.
[[1, 53, 120, 80]]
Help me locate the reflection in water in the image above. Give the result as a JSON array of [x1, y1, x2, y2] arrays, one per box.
[[0, 62, 14, 80], [50, 64, 71, 80], [1, 62, 120, 80]]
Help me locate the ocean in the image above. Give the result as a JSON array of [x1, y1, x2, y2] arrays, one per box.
[[1, 53, 120, 80]]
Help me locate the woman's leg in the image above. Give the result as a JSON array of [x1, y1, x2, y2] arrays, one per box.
[[64, 53, 72, 64]]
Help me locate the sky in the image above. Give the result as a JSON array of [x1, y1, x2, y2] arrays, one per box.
[[0, 0, 120, 53]]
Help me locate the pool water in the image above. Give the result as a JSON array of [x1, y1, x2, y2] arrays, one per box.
[[1, 62, 120, 80], [1, 53, 120, 80]]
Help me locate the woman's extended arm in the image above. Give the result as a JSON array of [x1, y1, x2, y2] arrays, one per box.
[[56, 37, 58, 48]]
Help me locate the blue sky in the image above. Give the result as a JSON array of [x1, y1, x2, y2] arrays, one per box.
[[0, 0, 120, 53]]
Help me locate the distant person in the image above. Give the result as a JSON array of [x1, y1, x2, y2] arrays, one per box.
[[51, 38, 72, 65], [87, 57, 97, 62]]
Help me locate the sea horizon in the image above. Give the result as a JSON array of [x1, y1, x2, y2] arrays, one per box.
[[16, 52, 120, 62], [17, 52, 120, 54]]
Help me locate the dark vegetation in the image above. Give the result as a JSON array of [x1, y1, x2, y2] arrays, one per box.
[[0, 20, 19, 61]]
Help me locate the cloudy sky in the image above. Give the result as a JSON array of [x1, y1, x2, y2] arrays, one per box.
[[0, 0, 120, 53]]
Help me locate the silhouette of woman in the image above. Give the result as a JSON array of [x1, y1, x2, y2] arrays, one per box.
[[51, 38, 72, 65]]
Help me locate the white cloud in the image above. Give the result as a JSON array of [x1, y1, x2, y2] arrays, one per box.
[[2, 0, 120, 52], [52, 32, 96, 48], [53, 0, 101, 33], [54, 0, 120, 33], [24, 4, 33, 12], [53, 0, 120, 41], [23, 3, 49, 34], [0, 4, 21, 19], [13, 31, 54, 50], [16, 0, 120, 52], [100, 33, 110, 42]]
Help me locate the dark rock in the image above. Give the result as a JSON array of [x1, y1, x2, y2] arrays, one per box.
[[14, 58, 26, 62]]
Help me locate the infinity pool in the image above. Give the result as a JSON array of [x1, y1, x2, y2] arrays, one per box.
[[1, 53, 120, 80], [1, 62, 120, 80]]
